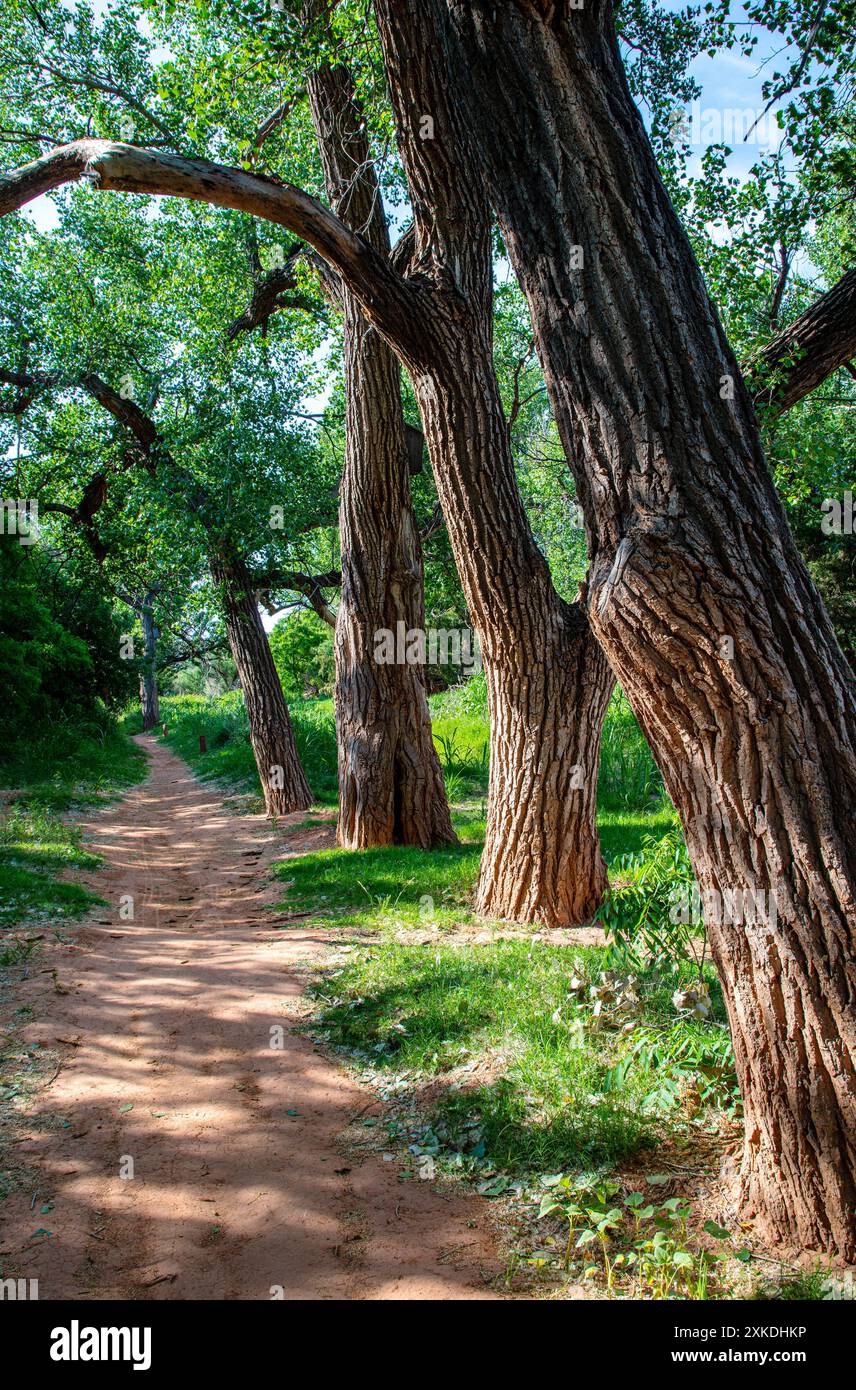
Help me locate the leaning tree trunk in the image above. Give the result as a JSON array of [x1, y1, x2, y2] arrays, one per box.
[[210, 547, 312, 816], [371, 7, 616, 924], [138, 588, 160, 731], [409, 331, 612, 925], [429, 0, 856, 1256], [306, 49, 455, 849]]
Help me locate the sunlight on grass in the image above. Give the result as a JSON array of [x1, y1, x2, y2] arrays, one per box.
[[309, 938, 732, 1175]]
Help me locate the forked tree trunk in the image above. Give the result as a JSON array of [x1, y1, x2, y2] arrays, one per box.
[[431, 0, 856, 1256], [139, 588, 160, 731], [374, 5, 615, 924], [210, 548, 312, 816], [306, 53, 455, 849]]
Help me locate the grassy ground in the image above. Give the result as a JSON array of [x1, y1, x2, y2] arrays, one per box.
[[0, 721, 146, 941]]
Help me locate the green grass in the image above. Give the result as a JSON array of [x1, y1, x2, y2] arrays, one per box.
[[130, 692, 339, 806], [149, 682, 667, 825], [275, 805, 678, 931], [0, 720, 145, 934], [309, 938, 733, 1175], [0, 719, 147, 812], [279, 814, 485, 929]]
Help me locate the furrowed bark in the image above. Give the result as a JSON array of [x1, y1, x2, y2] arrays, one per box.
[[210, 547, 312, 816], [749, 266, 856, 413], [429, 0, 856, 1255], [306, 52, 455, 849], [374, 0, 614, 924]]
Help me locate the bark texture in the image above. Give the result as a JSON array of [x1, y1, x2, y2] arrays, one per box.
[[374, 0, 614, 924], [210, 547, 312, 817], [750, 266, 856, 413], [428, 0, 856, 1256], [306, 53, 455, 849]]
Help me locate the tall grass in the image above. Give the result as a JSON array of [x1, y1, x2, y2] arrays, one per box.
[[0, 715, 144, 934], [430, 677, 665, 811], [133, 692, 339, 805]]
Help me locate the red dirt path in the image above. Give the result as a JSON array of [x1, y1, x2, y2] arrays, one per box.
[[0, 737, 502, 1300]]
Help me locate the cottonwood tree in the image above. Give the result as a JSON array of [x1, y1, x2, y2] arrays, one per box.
[[403, 0, 856, 1257], [228, 6, 454, 848], [3, 0, 854, 1243]]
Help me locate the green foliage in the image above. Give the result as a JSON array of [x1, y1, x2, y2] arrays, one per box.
[[268, 610, 334, 699], [598, 689, 666, 811], [149, 691, 339, 805], [280, 832, 484, 931], [0, 718, 146, 810], [0, 536, 136, 745], [598, 829, 700, 973], [537, 1174, 738, 1299], [309, 938, 737, 1179], [0, 538, 137, 743]]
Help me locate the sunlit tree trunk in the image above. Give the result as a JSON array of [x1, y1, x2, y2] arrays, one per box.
[[426, 0, 856, 1257], [210, 547, 312, 816], [306, 52, 455, 849], [373, 2, 614, 924]]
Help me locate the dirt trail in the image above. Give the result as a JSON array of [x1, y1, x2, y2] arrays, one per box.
[[0, 737, 502, 1300]]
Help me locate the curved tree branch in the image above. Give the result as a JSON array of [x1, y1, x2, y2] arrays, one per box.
[[0, 140, 412, 339]]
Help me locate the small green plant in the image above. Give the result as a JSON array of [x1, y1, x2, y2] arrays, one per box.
[[538, 1174, 733, 1298], [598, 828, 701, 974], [605, 1020, 740, 1117]]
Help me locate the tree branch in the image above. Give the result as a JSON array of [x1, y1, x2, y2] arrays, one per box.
[[750, 266, 856, 414], [255, 567, 341, 628], [0, 140, 411, 338], [225, 244, 321, 340]]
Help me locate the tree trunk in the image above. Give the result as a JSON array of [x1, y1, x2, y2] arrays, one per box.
[[374, 3, 615, 923], [431, 0, 856, 1256], [210, 548, 312, 816], [139, 588, 159, 731], [306, 52, 455, 849]]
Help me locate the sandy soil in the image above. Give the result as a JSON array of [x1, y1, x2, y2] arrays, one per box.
[[0, 737, 503, 1300]]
